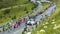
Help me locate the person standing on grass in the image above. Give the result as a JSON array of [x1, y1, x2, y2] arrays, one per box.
[[2, 24, 5, 31], [19, 17, 23, 24], [7, 22, 12, 28], [7, 22, 12, 32]]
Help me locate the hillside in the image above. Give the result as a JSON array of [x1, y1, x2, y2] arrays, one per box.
[[0, 0, 30, 9], [0, 0, 37, 25], [32, 0, 60, 34]]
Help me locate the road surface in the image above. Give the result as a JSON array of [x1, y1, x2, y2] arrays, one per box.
[[0, 0, 56, 34]]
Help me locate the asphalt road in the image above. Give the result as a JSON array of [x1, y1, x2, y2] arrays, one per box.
[[0, 0, 56, 34]]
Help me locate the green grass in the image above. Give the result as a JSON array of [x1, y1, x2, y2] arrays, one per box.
[[32, 11, 60, 34], [0, 2, 36, 25], [0, 1, 50, 26], [32, 0, 60, 34], [41, 2, 50, 11], [0, 0, 29, 9], [0, 0, 50, 26]]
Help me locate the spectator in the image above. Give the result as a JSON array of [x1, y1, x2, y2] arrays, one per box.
[[1, 24, 5, 31], [19, 17, 23, 24], [16, 20, 20, 26], [13, 22, 18, 28], [24, 27, 27, 32], [25, 22, 27, 27], [25, 15, 29, 21], [0, 26, 3, 32]]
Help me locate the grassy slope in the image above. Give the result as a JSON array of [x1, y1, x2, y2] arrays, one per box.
[[41, 2, 50, 11], [32, 10, 60, 34], [0, 0, 28, 8], [0, 1, 36, 25], [32, 0, 60, 34], [0, 1, 50, 25]]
